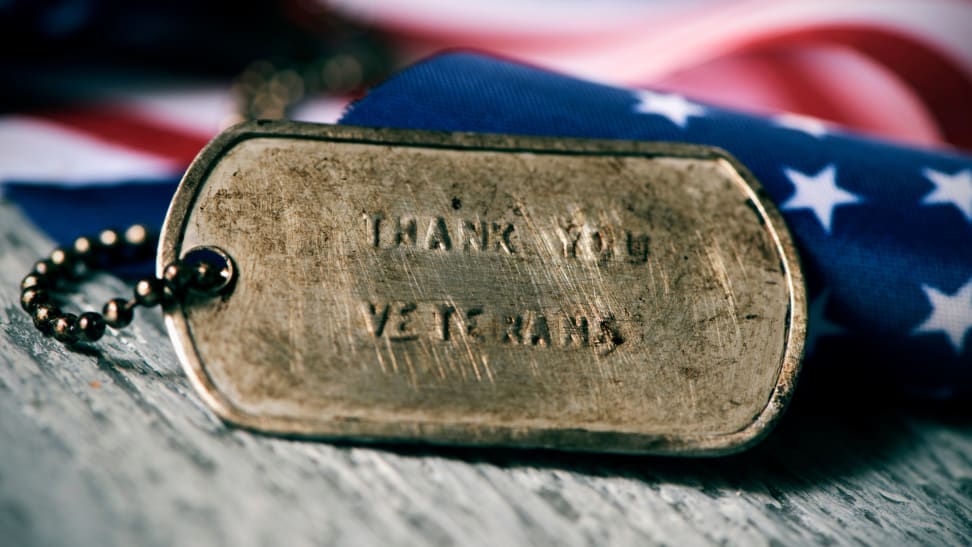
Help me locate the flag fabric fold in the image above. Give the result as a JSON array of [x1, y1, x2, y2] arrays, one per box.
[[340, 52, 972, 397], [4, 52, 970, 397]]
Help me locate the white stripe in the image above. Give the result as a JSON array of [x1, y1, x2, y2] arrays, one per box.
[[0, 116, 178, 186], [117, 86, 231, 137], [331, 0, 972, 84], [525, 0, 972, 83]]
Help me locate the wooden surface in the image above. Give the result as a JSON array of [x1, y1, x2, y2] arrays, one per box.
[[1, 202, 969, 546]]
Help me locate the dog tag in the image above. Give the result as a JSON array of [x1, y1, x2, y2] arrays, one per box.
[[161, 121, 806, 455]]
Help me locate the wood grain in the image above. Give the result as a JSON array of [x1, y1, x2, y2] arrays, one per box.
[[1, 202, 969, 546]]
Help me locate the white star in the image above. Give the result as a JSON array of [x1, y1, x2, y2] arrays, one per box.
[[781, 164, 862, 234], [633, 90, 705, 128], [921, 167, 972, 223], [806, 288, 847, 355], [913, 278, 972, 353], [774, 113, 829, 138]]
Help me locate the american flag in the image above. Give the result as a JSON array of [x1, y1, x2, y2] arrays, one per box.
[[2, 2, 971, 398], [328, 0, 972, 151], [340, 53, 972, 399]]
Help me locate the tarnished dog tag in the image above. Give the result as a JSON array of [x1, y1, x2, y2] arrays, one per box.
[[161, 121, 805, 455]]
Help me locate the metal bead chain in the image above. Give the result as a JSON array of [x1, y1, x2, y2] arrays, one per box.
[[19, 225, 226, 345], [224, 40, 392, 125]]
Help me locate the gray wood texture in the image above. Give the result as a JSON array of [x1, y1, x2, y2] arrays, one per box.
[[1, 202, 969, 547]]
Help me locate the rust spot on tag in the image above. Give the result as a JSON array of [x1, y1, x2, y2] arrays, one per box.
[[161, 122, 806, 455]]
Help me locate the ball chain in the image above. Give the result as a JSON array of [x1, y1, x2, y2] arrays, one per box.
[[20, 225, 226, 345]]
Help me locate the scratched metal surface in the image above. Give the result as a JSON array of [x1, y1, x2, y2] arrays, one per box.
[[0, 203, 970, 546], [161, 123, 804, 454]]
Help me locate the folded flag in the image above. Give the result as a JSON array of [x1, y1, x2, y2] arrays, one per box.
[[3, 53, 970, 398], [343, 0, 972, 152], [340, 53, 972, 399]]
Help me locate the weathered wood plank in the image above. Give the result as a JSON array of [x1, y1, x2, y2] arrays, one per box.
[[0, 202, 969, 546]]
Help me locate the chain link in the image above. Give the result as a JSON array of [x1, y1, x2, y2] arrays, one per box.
[[21, 40, 388, 344], [224, 47, 389, 126], [20, 225, 229, 344]]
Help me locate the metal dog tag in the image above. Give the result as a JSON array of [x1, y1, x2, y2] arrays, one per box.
[[161, 121, 806, 455]]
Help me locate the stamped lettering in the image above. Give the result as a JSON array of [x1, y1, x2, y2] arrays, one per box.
[[165, 122, 805, 455], [360, 300, 622, 354], [367, 212, 647, 263]]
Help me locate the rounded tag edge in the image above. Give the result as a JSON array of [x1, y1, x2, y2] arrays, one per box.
[[159, 120, 807, 456]]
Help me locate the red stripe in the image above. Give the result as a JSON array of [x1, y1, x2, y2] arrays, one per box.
[[33, 107, 212, 165], [778, 25, 972, 151]]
